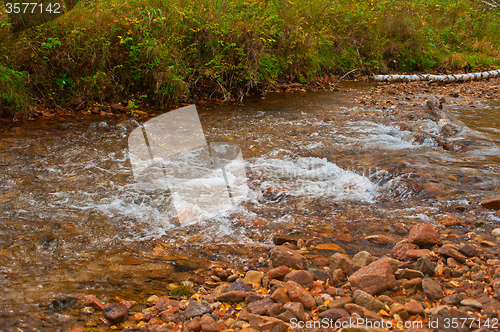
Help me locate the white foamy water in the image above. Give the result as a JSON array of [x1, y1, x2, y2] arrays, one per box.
[[248, 157, 379, 203]]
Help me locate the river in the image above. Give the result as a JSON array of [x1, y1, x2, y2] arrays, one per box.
[[0, 87, 499, 330]]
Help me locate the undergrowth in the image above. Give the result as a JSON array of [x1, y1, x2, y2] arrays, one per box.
[[0, 0, 499, 117]]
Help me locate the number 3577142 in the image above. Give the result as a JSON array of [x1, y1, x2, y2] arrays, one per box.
[[5, 3, 61, 14]]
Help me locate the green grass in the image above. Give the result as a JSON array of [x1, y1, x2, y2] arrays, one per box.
[[1, 0, 500, 117]]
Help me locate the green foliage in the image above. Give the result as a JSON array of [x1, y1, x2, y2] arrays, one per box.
[[1, 0, 500, 117], [0, 65, 32, 116]]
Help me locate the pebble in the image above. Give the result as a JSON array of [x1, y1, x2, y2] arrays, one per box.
[[460, 299, 483, 309], [284, 270, 314, 289], [243, 270, 265, 285], [68, 218, 500, 332], [103, 303, 128, 324]]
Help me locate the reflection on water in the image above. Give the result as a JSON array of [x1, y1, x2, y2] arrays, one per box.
[[0, 90, 499, 329]]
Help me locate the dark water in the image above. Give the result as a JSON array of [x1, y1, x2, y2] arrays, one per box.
[[0, 89, 499, 330]]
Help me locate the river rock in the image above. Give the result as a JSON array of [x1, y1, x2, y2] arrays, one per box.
[[422, 278, 443, 300], [344, 303, 383, 321], [348, 261, 396, 295], [187, 320, 202, 332], [329, 253, 360, 276], [352, 251, 373, 267], [285, 281, 316, 309], [282, 302, 307, 321], [247, 298, 281, 316], [328, 296, 353, 309], [372, 257, 400, 273], [238, 310, 288, 332], [231, 280, 252, 292], [458, 244, 478, 257], [331, 268, 346, 285], [408, 224, 441, 246], [492, 228, 500, 236], [437, 215, 462, 227], [394, 268, 424, 279], [318, 308, 350, 321], [404, 300, 424, 315], [267, 266, 290, 280], [438, 244, 467, 263], [428, 306, 471, 332], [284, 270, 314, 289], [269, 246, 308, 270], [460, 299, 482, 309], [84, 294, 104, 311], [392, 243, 418, 260], [184, 300, 212, 319], [270, 287, 290, 305], [353, 290, 386, 311], [406, 249, 433, 260], [200, 315, 221, 332], [275, 310, 296, 323], [443, 293, 466, 305], [215, 291, 248, 303], [402, 277, 422, 289], [481, 198, 500, 210], [365, 234, 396, 245], [155, 297, 180, 311], [103, 303, 129, 324], [244, 271, 265, 285], [414, 256, 436, 276]]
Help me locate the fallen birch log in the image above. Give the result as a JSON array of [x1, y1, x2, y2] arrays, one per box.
[[373, 69, 500, 83]]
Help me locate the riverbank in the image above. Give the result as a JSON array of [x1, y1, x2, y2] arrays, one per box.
[[0, 70, 499, 331], [1, 0, 500, 119], [67, 214, 500, 332]]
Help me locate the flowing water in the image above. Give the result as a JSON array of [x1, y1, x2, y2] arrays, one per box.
[[0, 88, 499, 330]]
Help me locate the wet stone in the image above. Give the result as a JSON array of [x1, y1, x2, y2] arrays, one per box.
[[270, 287, 290, 305], [438, 244, 467, 263], [353, 289, 386, 311], [282, 302, 307, 321], [269, 246, 308, 270], [267, 265, 290, 281], [103, 303, 129, 324], [84, 295, 104, 311], [394, 268, 424, 279], [231, 280, 253, 292], [392, 243, 418, 261], [481, 198, 500, 210], [247, 297, 280, 316], [328, 296, 353, 309], [200, 315, 221, 332], [285, 281, 316, 309], [404, 300, 425, 315], [352, 251, 373, 267], [244, 270, 265, 285], [318, 308, 350, 321], [284, 270, 314, 289], [348, 261, 396, 295], [184, 300, 212, 319], [443, 294, 465, 305], [422, 278, 444, 300], [187, 320, 202, 332], [459, 244, 478, 257], [215, 290, 248, 303], [414, 256, 436, 276], [329, 253, 360, 276], [408, 224, 441, 246], [460, 299, 482, 309]]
